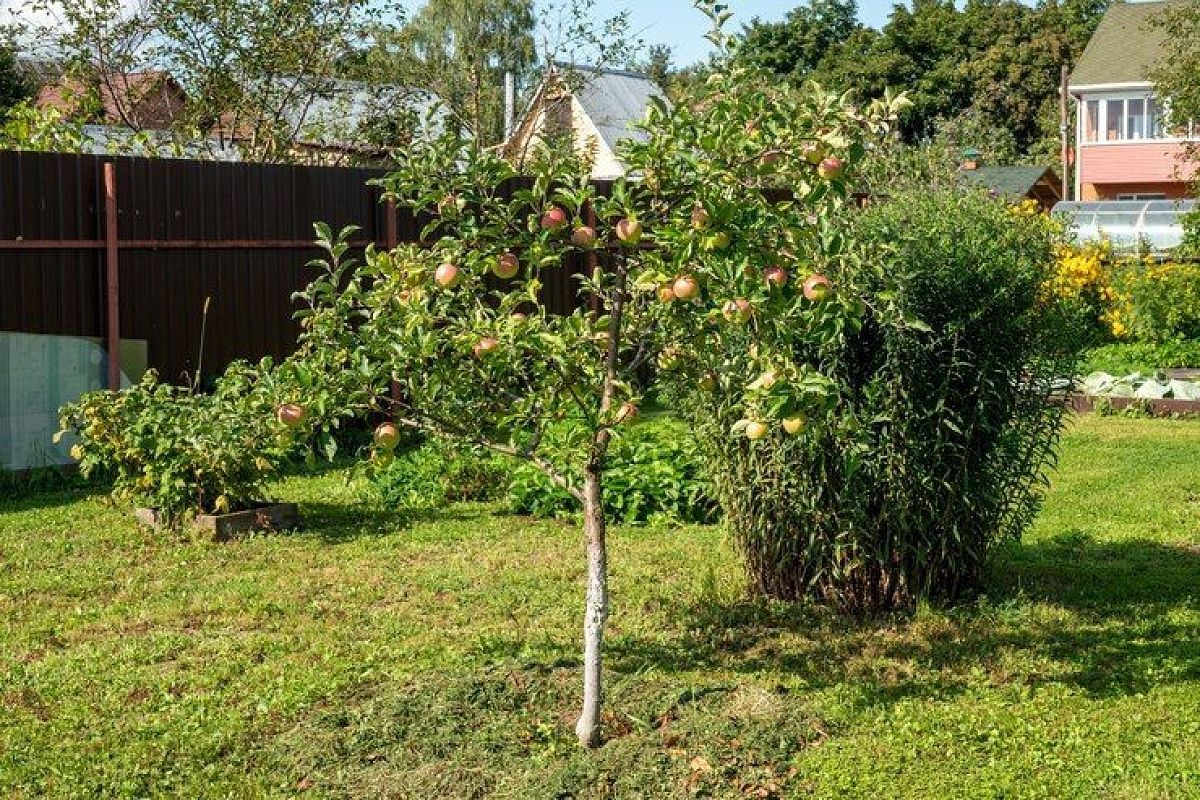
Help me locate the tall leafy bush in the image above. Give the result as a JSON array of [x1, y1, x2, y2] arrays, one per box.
[[667, 190, 1080, 613]]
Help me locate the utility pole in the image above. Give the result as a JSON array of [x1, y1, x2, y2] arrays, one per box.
[[1060, 64, 1071, 201], [503, 71, 516, 141]]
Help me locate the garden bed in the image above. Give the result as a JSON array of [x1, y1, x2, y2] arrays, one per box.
[[134, 502, 300, 540], [1069, 394, 1200, 417]]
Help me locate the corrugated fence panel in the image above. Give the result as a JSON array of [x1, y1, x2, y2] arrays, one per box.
[[1, 150, 603, 384]]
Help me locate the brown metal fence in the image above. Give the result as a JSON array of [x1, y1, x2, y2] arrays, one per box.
[[0, 150, 607, 385]]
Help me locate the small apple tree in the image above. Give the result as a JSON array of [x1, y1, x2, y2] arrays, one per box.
[[288, 5, 903, 746]]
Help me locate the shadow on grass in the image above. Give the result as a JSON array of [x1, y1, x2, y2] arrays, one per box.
[[294, 500, 500, 544], [603, 535, 1199, 706], [0, 482, 108, 515]]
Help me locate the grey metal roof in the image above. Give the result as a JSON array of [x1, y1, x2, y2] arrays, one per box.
[[561, 65, 669, 155], [272, 78, 446, 149]]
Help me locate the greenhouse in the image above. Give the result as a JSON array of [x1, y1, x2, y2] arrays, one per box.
[[1052, 199, 1198, 253]]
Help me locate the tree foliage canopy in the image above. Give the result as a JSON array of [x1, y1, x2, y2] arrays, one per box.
[[733, 0, 1110, 161]]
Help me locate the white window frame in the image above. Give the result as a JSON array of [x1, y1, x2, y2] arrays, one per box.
[[1078, 90, 1197, 145], [1115, 192, 1167, 201]]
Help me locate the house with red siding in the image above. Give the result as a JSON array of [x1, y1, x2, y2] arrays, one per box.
[[1069, 0, 1197, 201]]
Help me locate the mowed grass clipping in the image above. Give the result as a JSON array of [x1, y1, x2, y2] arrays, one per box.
[[1, 415, 1198, 798]]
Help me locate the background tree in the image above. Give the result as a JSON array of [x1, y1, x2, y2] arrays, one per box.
[[735, 0, 1110, 165], [1151, 0, 1200, 156], [358, 0, 535, 146], [738, 0, 861, 81], [0, 39, 32, 117], [635, 43, 674, 92], [12, 0, 403, 161]]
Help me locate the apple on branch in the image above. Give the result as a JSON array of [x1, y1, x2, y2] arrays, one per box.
[[802, 274, 833, 301], [493, 252, 519, 279], [276, 403, 307, 427], [435, 262, 461, 288], [374, 422, 400, 450], [673, 275, 700, 301], [541, 206, 568, 232], [615, 217, 643, 246]]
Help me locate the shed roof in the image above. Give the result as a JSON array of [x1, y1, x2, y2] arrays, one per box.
[[1069, 1, 1183, 88], [960, 165, 1058, 198]]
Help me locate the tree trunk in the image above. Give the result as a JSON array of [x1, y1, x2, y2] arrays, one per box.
[[575, 465, 608, 748], [574, 240, 624, 748]]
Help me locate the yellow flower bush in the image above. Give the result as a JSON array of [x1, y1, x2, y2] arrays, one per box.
[[1111, 260, 1200, 342], [1045, 242, 1124, 337], [1046, 232, 1200, 343]]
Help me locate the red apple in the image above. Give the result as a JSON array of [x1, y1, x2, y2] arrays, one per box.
[[615, 217, 643, 245], [817, 156, 844, 180], [541, 206, 568, 232], [759, 150, 781, 167], [434, 262, 461, 288], [744, 420, 768, 440], [473, 336, 499, 358], [691, 205, 711, 230], [722, 298, 753, 323], [658, 284, 677, 304], [672, 275, 700, 301], [802, 274, 833, 301], [374, 422, 400, 450], [571, 225, 597, 248], [276, 403, 307, 427], [493, 251, 520, 279], [764, 266, 788, 288]]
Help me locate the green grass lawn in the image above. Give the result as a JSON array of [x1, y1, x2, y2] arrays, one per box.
[[2, 415, 1198, 799]]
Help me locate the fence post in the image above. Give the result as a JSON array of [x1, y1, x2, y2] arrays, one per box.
[[103, 162, 121, 391], [385, 198, 398, 249]]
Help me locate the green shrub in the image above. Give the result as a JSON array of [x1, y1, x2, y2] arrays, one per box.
[[1178, 207, 1200, 260], [371, 439, 509, 510], [668, 190, 1080, 613], [506, 417, 718, 525], [1079, 340, 1200, 374], [1111, 260, 1200, 343], [56, 362, 300, 523]]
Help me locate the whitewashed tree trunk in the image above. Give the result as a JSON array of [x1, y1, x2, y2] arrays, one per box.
[[575, 466, 608, 748]]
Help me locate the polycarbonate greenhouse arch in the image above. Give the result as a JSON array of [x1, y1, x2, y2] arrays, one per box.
[[1052, 199, 1198, 254]]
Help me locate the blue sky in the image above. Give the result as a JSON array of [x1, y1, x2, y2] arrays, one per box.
[[578, 0, 905, 67], [0, 0, 904, 68]]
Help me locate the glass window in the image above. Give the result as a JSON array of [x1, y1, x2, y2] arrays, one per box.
[[1127, 98, 1145, 139], [1084, 100, 1099, 142], [1147, 97, 1162, 138], [1105, 99, 1123, 140]]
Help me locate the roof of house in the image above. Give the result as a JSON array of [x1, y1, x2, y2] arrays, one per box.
[[36, 71, 185, 128], [960, 165, 1059, 199], [556, 64, 668, 153], [276, 78, 444, 149], [1069, 1, 1184, 87]]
